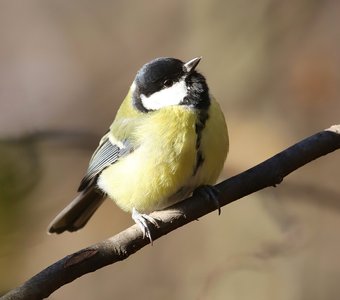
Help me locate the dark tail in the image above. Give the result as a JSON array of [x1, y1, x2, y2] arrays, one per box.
[[48, 187, 105, 234]]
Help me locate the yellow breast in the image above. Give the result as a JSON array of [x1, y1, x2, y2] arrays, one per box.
[[98, 106, 198, 213]]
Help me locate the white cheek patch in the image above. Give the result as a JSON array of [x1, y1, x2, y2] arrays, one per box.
[[140, 80, 187, 110]]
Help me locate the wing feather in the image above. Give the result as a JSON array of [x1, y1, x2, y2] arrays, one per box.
[[78, 134, 132, 191]]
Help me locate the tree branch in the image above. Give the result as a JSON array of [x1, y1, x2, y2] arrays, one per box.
[[3, 125, 340, 300]]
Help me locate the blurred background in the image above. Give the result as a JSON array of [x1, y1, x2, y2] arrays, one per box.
[[0, 0, 339, 299]]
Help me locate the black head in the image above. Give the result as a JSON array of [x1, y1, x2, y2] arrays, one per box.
[[132, 57, 210, 112]]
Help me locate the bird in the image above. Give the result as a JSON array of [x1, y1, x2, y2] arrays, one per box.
[[48, 57, 229, 242]]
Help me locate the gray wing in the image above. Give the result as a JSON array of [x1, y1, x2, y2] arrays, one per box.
[[78, 134, 132, 191]]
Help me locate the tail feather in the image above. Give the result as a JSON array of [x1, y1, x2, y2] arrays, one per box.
[[48, 187, 105, 234]]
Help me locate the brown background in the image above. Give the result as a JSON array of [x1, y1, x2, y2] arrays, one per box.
[[0, 1, 339, 299]]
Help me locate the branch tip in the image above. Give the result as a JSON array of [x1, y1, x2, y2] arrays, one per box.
[[325, 124, 340, 134]]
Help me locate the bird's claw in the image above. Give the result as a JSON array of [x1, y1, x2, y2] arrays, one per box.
[[194, 185, 221, 215], [132, 207, 159, 244]]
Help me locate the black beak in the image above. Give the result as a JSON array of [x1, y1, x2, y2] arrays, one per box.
[[183, 57, 201, 73]]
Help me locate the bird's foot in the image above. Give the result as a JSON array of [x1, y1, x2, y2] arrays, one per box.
[[132, 207, 159, 244], [194, 185, 221, 215]]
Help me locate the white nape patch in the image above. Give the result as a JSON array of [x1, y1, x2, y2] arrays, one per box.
[[130, 81, 136, 93], [141, 79, 187, 110]]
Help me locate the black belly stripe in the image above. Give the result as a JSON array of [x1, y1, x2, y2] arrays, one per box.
[[193, 150, 204, 175], [193, 110, 209, 175]]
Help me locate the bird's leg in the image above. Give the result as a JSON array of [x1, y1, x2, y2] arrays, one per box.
[[132, 207, 159, 244], [193, 185, 221, 215]]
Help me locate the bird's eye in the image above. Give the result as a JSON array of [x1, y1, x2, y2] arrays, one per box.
[[163, 79, 174, 87]]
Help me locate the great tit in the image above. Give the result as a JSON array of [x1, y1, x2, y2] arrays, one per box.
[[48, 57, 229, 242]]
